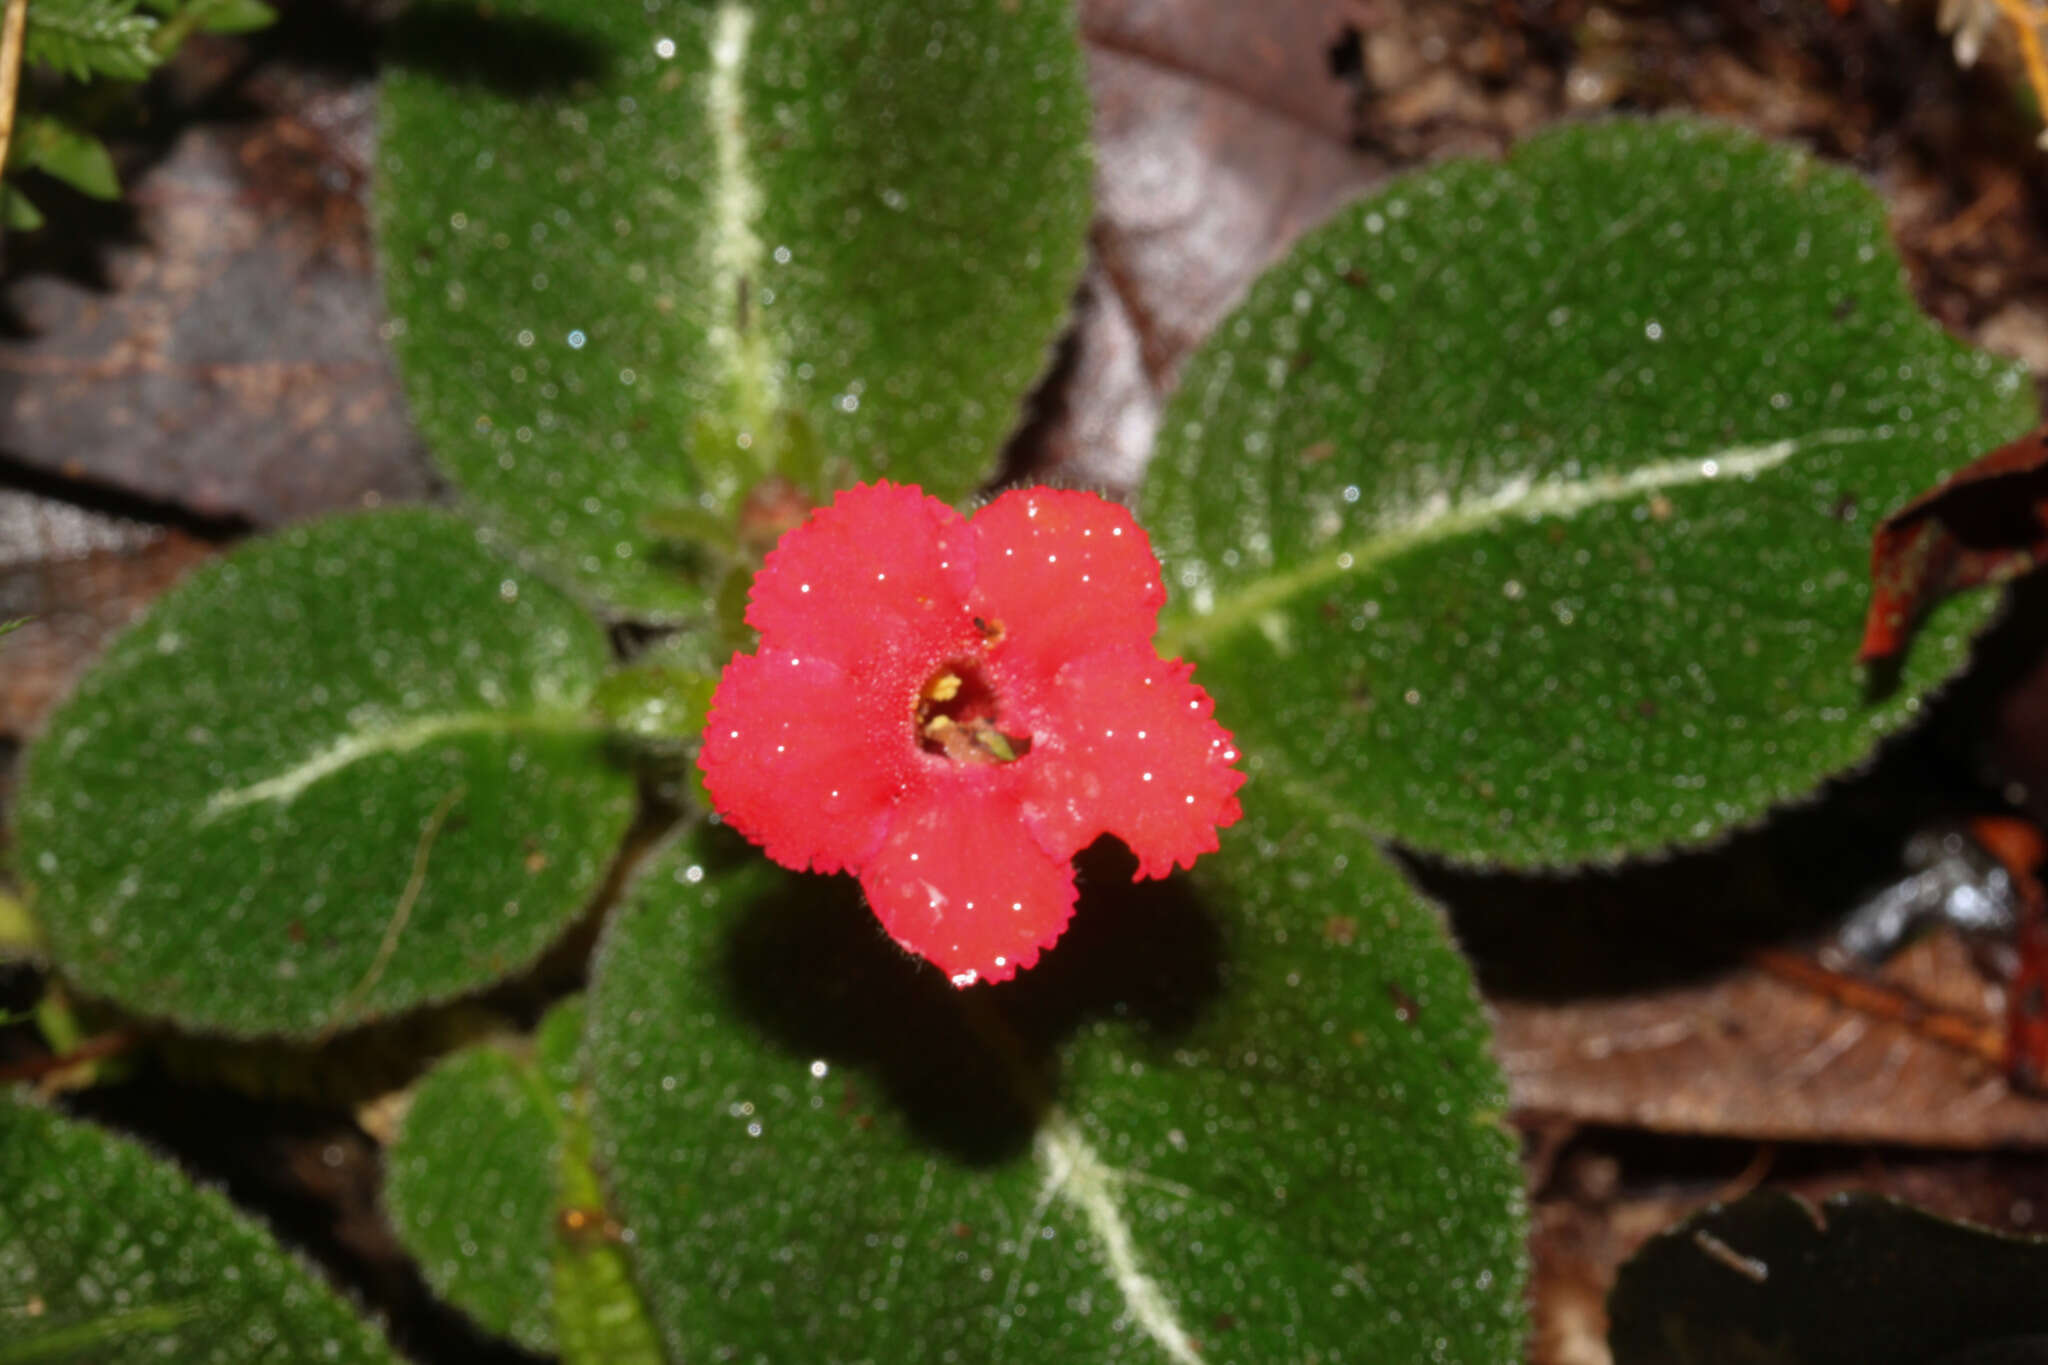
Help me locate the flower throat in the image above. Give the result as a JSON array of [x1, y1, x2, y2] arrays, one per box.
[[917, 662, 1032, 764]]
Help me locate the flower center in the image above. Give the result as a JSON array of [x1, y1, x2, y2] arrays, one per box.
[[916, 662, 1032, 764]]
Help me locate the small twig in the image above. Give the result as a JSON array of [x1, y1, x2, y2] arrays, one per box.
[[1691, 1229, 1770, 1284], [1711, 1142, 1777, 1206], [1920, 175, 2021, 254], [322, 786, 465, 1037], [0, 0, 28, 175], [0, 1029, 139, 1085], [1749, 947, 2007, 1066]]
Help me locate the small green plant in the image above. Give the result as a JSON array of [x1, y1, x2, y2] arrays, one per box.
[[2, 1, 2043, 1360], [0, 0, 275, 231]]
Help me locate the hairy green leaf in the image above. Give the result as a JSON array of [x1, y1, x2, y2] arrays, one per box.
[[384, 999, 661, 1362], [1146, 117, 2033, 868], [378, 0, 1091, 619], [543, 1001, 664, 1365], [384, 1031, 560, 1350], [13, 509, 635, 1037], [22, 0, 160, 81], [586, 805, 1524, 1362], [1609, 1192, 2048, 1365], [0, 1095, 398, 1364]]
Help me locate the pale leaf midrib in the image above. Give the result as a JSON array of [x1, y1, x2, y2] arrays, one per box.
[[202, 708, 601, 817], [1035, 1110, 1204, 1365], [705, 2, 777, 434], [1158, 429, 1870, 657]]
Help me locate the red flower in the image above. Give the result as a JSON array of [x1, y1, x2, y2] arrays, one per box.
[[699, 482, 1245, 986]]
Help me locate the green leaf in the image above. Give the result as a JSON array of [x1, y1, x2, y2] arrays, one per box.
[[1146, 117, 2034, 868], [1608, 1192, 2048, 1365], [377, 0, 1092, 620], [186, 0, 276, 34], [0, 1094, 399, 1364], [23, 0, 161, 81], [12, 508, 636, 1037], [12, 118, 121, 200], [385, 999, 660, 1361], [0, 885, 41, 958], [586, 802, 1525, 1361], [384, 1030, 560, 1350], [2, 186, 45, 232], [589, 640, 718, 751], [544, 1001, 664, 1365]]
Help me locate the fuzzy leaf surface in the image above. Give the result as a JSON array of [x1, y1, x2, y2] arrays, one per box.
[[0, 1095, 398, 1364], [13, 509, 634, 1036], [1146, 117, 2034, 867], [378, 0, 1092, 619], [384, 999, 661, 1361], [384, 1032, 561, 1351], [586, 805, 1524, 1363]]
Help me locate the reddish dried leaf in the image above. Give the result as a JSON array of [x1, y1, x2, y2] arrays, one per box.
[[1497, 931, 2048, 1149], [1861, 422, 2048, 662]]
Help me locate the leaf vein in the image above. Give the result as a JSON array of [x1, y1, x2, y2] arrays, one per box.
[[1037, 1111, 1202, 1365], [201, 710, 598, 817], [1161, 428, 1873, 655], [705, 1, 778, 441]]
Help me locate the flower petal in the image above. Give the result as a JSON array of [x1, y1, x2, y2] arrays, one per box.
[[1019, 644, 1245, 877], [967, 487, 1165, 677], [699, 647, 911, 875], [748, 481, 976, 668], [861, 781, 1077, 987]]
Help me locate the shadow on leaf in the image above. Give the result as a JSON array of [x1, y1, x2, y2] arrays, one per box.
[[385, 5, 610, 98], [718, 837, 1225, 1167], [1428, 568, 2048, 1003]]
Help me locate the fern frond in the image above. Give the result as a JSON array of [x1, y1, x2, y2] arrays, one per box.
[[23, 0, 160, 82]]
